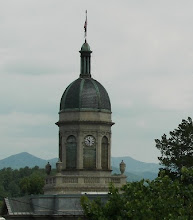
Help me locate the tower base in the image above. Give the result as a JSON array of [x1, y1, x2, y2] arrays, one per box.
[[44, 170, 126, 194]]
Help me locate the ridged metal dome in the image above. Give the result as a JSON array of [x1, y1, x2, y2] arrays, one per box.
[[60, 41, 111, 113], [60, 78, 111, 112]]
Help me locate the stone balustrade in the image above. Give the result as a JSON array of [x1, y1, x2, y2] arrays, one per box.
[[45, 174, 124, 190]]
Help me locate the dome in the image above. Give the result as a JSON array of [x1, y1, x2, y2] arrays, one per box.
[[60, 40, 111, 113], [81, 42, 91, 51], [60, 78, 111, 112]]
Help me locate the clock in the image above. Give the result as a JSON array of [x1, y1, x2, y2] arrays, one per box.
[[84, 135, 95, 146]]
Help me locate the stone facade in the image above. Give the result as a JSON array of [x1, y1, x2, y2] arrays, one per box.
[[1, 34, 127, 220], [44, 111, 126, 194], [44, 41, 127, 194], [58, 111, 112, 170], [1, 194, 108, 219]]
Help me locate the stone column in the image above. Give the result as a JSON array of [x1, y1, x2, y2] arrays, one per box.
[[108, 133, 111, 170], [77, 132, 83, 169], [62, 134, 66, 169], [96, 132, 102, 169]]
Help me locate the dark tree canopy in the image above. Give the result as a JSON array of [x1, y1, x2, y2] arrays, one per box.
[[81, 117, 193, 219], [0, 166, 48, 200], [155, 117, 193, 174], [81, 169, 193, 219], [0, 166, 58, 211]]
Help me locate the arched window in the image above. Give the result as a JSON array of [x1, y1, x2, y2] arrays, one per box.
[[66, 135, 77, 169], [59, 132, 62, 161], [83, 136, 96, 169], [101, 136, 108, 169]]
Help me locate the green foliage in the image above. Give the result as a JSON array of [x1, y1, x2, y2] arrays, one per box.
[[81, 117, 193, 219], [155, 117, 193, 174], [0, 166, 49, 199], [81, 196, 105, 220], [19, 174, 44, 195], [81, 169, 193, 219], [0, 201, 3, 212]]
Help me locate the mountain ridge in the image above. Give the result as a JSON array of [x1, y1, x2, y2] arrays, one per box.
[[0, 152, 161, 181]]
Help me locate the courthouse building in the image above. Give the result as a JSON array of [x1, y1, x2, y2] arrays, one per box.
[[1, 39, 126, 220]]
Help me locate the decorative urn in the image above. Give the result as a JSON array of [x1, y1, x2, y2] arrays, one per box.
[[120, 160, 126, 174], [56, 159, 63, 173], [45, 162, 51, 175]]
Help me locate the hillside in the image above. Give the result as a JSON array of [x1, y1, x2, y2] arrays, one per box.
[[112, 156, 161, 173], [0, 152, 58, 170], [0, 152, 161, 181]]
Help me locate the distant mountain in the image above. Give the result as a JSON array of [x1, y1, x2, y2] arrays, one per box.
[[111, 166, 143, 182], [0, 152, 58, 170], [0, 152, 161, 181], [111, 156, 161, 181], [112, 156, 161, 173]]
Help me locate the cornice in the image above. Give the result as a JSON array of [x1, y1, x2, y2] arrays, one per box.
[[56, 120, 115, 126]]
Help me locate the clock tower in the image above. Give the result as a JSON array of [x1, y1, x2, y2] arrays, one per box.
[[44, 40, 126, 194]]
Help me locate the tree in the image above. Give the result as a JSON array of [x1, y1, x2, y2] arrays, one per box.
[[0, 166, 47, 198], [81, 170, 193, 219], [81, 117, 193, 219], [19, 174, 44, 195], [155, 117, 193, 174]]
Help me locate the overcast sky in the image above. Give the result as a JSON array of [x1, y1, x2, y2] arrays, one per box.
[[1, 0, 193, 163]]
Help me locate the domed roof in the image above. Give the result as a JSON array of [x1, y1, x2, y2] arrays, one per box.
[[60, 78, 111, 112], [81, 42, 91, 51], [60, 40, 111, 113]]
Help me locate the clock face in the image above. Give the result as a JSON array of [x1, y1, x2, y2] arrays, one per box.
[[84, 135, 95, 146]]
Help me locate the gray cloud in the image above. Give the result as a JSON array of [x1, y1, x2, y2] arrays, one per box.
[[1, 0, 193, 162]]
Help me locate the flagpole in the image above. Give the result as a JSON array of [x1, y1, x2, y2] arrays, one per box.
[[84, 10, 87, 41]]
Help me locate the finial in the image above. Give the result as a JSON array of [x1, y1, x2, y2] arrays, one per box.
[[84, 10, 87, 40]]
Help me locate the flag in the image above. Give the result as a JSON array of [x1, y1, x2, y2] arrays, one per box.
[[84, 10, 87, 38]]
